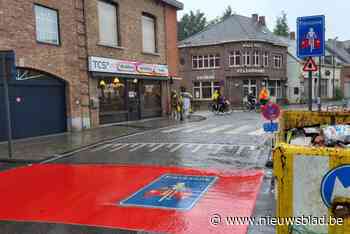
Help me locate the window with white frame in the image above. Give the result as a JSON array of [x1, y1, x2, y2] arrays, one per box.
[[142, 14, 157, 53], [97, 1, 118, 47], [252, 51, 260, 67], [243, 80, 257, 97], [193, 81, 220, 100], [243, 51, 250, 66], [263, 52, 269, 67], [273, 55, 283, 68], [268, 80, 282, 98], [192, 54, 220, 69], [34, 5, 60, 45], [229, 51, 241, 67]]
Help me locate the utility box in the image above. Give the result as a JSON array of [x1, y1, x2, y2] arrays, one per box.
[[274, 111, 350, 234]]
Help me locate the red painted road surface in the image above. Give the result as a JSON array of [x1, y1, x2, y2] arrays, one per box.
[[0, 164, 264, 234]]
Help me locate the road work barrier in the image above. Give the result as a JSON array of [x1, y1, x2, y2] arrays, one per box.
[[274, 111, 350, 234]]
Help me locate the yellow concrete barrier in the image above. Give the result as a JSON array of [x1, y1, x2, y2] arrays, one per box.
[[274, 111, 350, 234]]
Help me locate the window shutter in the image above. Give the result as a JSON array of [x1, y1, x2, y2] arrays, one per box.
[[142, 15, 156, 53], [98, 1, 118, 46]]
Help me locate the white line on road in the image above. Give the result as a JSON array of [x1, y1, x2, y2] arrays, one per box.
[[248, 128, 265, 136], [191, 145, 202, 153], [90, 144, 113, 152], [213, 145, 224, 154], [162, 125, 197, 133], [169, 143, 185, 152], [149, 143, 165, 152], [129, 143, 147, 152], [182, 124, 215, 133], [109, 144, 130, 152], [203, 125, 233, 134], [224, 125, 250, 135], [235, 146, 245, 155]]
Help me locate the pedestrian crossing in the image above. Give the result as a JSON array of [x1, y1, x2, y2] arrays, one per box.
[[161, 124, 265, 136], [90, 142, 258, 156]]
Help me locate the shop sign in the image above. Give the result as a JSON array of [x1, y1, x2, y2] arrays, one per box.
[[236, 68, 265, 73], [196, 75, 215, 81], [242, 43, 262, 48], [89, 56, 169, 77]]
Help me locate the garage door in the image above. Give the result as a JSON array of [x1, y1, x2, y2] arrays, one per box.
[[0, 69, 67, 141]]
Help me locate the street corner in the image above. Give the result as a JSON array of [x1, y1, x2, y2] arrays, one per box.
[[0, 164, 264, 234]]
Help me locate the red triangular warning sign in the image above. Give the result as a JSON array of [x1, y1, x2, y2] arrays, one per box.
[[303, 57, 318, 72]]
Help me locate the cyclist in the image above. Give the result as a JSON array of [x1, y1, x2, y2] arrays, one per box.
[[212, 89, 220, 111]]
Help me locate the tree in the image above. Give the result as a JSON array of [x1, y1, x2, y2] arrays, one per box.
[[178, 10, 207, 41], [208, 6, 234, 26], [273, 11, 290, 37], [221, 6, 233, 21]]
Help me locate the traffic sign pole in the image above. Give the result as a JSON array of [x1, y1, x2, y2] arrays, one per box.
[[308, 61, 313, 111]]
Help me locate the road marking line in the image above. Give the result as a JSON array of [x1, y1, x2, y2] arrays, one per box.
[[186, 144, 194, 148], [213, 145, 224, 154], [224, 125, 250, 135], [236, 146, 245, 155], [182, 124, 215, 133], [90, 144, 113, 152], [129, 143, 147, 152], [149, 143, 165, 152], [191, 145, 202, 153], [162, 125, 197, 133], [203, 125, 233, 134], [169, 143, 185, 152], [167, 143, 175, 148], [248, 128, 265, 136], [109, 144, 130, 152], [147, 143, 156, 147]]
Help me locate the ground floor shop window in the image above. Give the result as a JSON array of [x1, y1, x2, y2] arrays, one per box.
[[268, 80, 283, 98], [243, 80, 257, 97], [99, 78, 126, 114], [193, 81, 220, 100]]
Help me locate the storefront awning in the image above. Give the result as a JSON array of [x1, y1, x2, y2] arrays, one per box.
[[91, 72, 169, 81]]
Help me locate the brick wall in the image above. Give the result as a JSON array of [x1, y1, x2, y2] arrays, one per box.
[[164, 5, 179, 77], [0, 0, 89, 131]]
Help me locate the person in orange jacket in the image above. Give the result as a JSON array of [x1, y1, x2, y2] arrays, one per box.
[[259, 86, 270, 106]]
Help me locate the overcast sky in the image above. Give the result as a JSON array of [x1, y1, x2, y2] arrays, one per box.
[[178, 0, 349, 41]]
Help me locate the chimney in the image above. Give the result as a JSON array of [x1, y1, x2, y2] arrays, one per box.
[[252, 14, 258, 22], [258, 16, 266, 26], [290, 31, 296, 40]]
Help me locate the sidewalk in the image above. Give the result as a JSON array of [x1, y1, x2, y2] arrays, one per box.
[[0, 115, 205, 163]]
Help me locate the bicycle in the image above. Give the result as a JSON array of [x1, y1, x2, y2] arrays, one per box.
[[208, 101, 232, 115]]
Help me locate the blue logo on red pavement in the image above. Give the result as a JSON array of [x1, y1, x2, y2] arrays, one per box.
[[120, 174, 218, 211]]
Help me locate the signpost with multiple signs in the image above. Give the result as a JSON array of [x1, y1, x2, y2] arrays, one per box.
[[297, 15, 325, 111]]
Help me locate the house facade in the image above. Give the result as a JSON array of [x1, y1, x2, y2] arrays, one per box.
[[0, 0, 182, 140], [281, 35, 350, 104], [178, 14, 288, 107]]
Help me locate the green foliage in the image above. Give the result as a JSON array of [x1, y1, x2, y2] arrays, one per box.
[[178, 10, 207, 41], [273, 11, 289, 37], [208, 5, 234, 26], [335, 87, 344, 100]]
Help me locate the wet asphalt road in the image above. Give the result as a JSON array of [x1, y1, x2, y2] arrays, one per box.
[[0, 112, 275, 234]]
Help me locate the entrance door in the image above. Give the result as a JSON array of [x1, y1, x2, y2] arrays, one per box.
[[127, 80, 140, 121]]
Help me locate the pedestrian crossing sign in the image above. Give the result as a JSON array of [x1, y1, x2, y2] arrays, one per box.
[[120, 174, 217, 211]]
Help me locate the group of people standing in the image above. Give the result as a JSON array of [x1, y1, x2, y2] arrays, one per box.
[[170, 91, 192, 121]]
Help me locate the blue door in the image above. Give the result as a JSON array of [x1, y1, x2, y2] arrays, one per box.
[[0, 69, 67, 141]]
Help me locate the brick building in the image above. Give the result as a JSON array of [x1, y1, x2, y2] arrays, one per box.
[[178, 14, 288, 108], [0, 0, 182, 140]]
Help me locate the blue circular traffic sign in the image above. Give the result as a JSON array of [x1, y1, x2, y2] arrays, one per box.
[[320, 165, 350, 208]]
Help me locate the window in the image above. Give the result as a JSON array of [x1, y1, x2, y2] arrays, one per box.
[[193, 81, 220, 100], [273, 55, 283, 68], [294, 87, 299, 95], [243, 80, 257, 97], [34, 5, 60, 45], [98, 1, 118, 47], [192, 54, 220, 69], [142, 14, 157, 53], [268, 80, 282, 98], [321, 79, 328, 97], [263, 52, 269, 67], [229, 51, 241, 67], [253, 51, 260, 67], [243, 51, 250, 66]]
